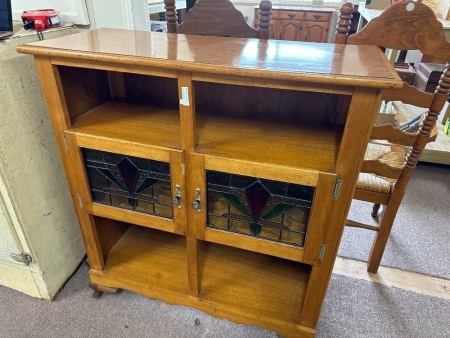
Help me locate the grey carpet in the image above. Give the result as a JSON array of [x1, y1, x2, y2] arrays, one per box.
[[318, 274, 450, 338], [1, 263, 450, 338], [338, 162, 450, 279]]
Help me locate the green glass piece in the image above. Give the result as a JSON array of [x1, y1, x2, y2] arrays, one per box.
[[250, 222, 261, 235], [220, 192, 250, 216], [128, 197, 138, 209], [97, 168, 126, 191], [262, 203, 296, 220]]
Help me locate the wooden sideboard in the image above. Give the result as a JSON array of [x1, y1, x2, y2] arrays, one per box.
[[254, 6, 337, 42], [17, 29, 401, 337]]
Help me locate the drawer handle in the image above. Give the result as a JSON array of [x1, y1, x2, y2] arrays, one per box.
[[288, 13, 296, 18], [313, 14, 321, 20]]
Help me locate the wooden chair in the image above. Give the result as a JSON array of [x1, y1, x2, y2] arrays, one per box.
[[163, 0, 272, 39], [335, 2, 450, 273]]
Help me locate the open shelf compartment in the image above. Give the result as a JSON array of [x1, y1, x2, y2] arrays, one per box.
[[90, 224, 311, 329], [199, 240, 311, 324], [193, 81, 347, 173], [92, 224, 189, 295], [56, 65, 181, 151]]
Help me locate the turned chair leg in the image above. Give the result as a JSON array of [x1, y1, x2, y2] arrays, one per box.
[[371, 203, 381, 218], [88, 282, 118, 299], [367, 219, 392, 274], [367, 190, 405, 273]]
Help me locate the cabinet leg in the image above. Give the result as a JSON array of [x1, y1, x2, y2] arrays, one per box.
[[88, 282, 118, 299]]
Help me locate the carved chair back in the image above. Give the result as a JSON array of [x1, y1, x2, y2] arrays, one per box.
[[334, 1, 450, 273], [164, 0, 272, 39]]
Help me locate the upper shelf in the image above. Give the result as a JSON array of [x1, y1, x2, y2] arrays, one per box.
[[16, 28, 402, 90], [195, 112, 342, 173], [67, 99, 341, 173], [68, 100, 182, 154]]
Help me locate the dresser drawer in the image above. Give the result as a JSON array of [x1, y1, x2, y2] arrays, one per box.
[[304, 12, 332, 22], [277, 10, 306, 20]]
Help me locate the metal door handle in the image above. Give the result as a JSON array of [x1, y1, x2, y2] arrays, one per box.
[[172, 184, 182, 208], [192, 188, 201, 212]]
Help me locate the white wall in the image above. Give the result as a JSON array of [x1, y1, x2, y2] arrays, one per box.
[[11, 0, 90, 25], [84, 0, 149, 30], [11, 0, 149, 30]]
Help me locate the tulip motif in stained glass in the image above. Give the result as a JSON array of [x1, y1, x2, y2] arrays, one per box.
[[83, 149, 173, 218], [207, 171, 314, 247]]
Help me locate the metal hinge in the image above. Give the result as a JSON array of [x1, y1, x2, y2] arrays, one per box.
[[62, 134, 69, 152], [10, 252, 33, 265], [318, 244, 326, 261], [332, 178, 342, 200]]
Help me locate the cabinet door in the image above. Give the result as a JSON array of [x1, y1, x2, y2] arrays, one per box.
[[270, 21, 281, 40], [67, 139, 187, 236], [302, 21, 330, 42], [275, 20, 303, 41], [269, 22, 276, 39], [189, 154, 337, 264]]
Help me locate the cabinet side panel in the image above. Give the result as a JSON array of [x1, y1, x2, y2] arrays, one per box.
[[95, 216, 130, 260], [300, 87, 382, 328]]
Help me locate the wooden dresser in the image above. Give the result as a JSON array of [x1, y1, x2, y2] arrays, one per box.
[[254, 6, 337, 42], [17, 29, 401, 337]]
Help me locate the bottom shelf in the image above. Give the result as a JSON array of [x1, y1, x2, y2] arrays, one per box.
[[90, 225, 312, 335], [99, 225, 189, 295], [199, 241, 310, 324]]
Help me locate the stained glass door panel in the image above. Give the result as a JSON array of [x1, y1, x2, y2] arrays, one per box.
[[83, 149, 173, 218], [206, 171, 314, 247]]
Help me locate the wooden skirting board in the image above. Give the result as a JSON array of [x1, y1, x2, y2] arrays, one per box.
[[334, 256, 450, 301]]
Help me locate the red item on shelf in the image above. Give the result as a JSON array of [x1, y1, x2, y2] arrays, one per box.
[[21, 9, 61, 31]]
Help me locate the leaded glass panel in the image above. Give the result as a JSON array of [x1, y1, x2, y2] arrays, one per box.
[[83, 149, 173, 218], [207, 171, 314, 247]]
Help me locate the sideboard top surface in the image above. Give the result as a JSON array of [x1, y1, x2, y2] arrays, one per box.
[[17, 28, 402, 89]]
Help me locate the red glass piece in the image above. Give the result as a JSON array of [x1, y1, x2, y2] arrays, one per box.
[[245, 181, 270, 221]]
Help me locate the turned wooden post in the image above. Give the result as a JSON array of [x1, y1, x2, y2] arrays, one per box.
[[334, 2, 354, 44], [257, 1, 272, 40], [164, 0, 177, 33], [396, 63, 450, 190]]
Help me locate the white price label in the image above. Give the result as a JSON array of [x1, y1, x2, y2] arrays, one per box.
[[179, 86, 190, 106]]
